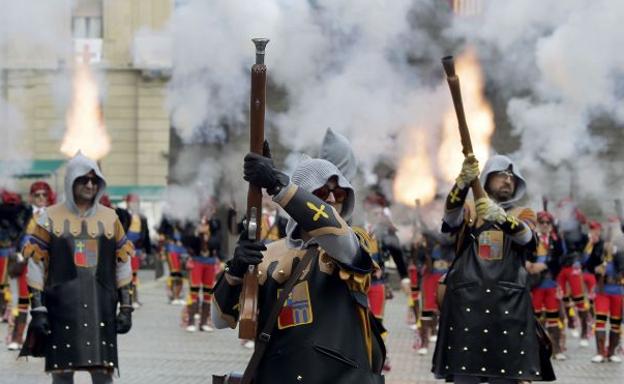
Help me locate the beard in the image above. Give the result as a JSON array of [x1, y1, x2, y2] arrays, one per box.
[[491, 188, 513, 203]]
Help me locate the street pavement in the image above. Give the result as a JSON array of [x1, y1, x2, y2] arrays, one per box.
[[1, 271, 622, 383]]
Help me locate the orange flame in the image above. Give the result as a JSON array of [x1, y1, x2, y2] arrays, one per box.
[[392, 47, 493, 207], [438, 47, 494, 183], [393, 130, 437, 207], [60, 54, 110, 160]]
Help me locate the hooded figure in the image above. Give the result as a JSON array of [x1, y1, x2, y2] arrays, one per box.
[[432, 154, 555, 383], [20, 153, 134, 383], [479, 155, 527, 209], [319, 128, 357, 181], [213, 154, 385, 384]]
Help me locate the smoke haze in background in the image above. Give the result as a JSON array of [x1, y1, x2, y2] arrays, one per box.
[[137, 1, 624, 221], [451, 0, 624, 214], [0, 0, 73, 188], [165, 0, 456, 219]]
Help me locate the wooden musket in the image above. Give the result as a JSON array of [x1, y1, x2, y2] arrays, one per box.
[[238, 38, 269, 341], [441, 56, 487, 201]]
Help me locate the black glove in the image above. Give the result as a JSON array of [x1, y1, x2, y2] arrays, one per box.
[[116, 307, 133, 334], [243, 152, 289, 195], [227, 238, 267, 278], [29, 311, 51, 337]]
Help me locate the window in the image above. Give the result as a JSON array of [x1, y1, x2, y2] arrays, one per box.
[[72, 0, 103, 38], [72, 16, 102, 39]]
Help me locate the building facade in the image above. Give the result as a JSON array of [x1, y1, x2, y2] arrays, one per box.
[[1, 0, 172, 194]]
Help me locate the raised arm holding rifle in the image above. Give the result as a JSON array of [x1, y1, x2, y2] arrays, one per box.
[[211, 39, 385, 384], [432, 56, 555, 383]]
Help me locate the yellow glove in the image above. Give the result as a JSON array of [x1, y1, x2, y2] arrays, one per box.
[[475, 197, 507, 224], [455, 154, 480, 190]]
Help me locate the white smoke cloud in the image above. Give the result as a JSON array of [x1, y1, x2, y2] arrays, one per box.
[[450, 0, 624, 215], [165, 0, 451, 205], [161, 0, 624, 221], [0, 0, 73, 188]]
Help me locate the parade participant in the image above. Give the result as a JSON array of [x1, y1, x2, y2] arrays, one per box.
[[213, 155, 385, 383], [185, 199, 222, 332], [259, 197, 288, 244], [556, 198, 590, 343], [6, 181, 55, 351], [124, 194, 152, 308], [408, 234, 424, 331], [585, 219, 623, 363], [0, 189, 28, 323], [417, 226, 454, 356], [527, 211, 566, 360], [158, 216, 190, 304], [432, 154, 555, 383], [19, 152, 134, 384], [578, 220, 603, 336], [360, 203, 407, 372]]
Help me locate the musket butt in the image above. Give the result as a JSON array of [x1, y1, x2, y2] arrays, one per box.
[[252, 38, 270, 64], [442, 56, 456, 77]]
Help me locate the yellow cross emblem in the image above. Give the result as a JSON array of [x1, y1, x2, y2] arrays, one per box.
[[449, 188, 461, 204], [506, 216, 519, 230], [306, 202, 329, 222]]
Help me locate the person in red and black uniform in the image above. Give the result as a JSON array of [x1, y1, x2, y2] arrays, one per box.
[[584, 219, 623, 363], [5, 182, 55, 351], [0, 189, 29, 324], [527, 211, 566, 360], [123, 194, 152, 308], [184, 200, 223, 332], [556, 199, 591, 344]]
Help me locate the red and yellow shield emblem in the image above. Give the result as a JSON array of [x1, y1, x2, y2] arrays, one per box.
[[277, 281, 314, 330]]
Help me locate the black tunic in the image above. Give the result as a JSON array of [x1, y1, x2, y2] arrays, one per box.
[[432, 217, 555, 382], [43, 227, 119, 372]]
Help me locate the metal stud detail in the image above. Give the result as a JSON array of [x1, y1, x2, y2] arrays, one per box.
[[66, 344, 71, 348], [519, 370, 523, 375], [503, 330, 508, 335], [296, 375, 303, 381], [504, 310, 509, 315], [52, 345, 57, 350], [83, 323, 88, 327], [463, 347, 468, 351], [65, 325, 70, 330], [88, 360, 92, 364], [485, 309, 490, 314], [481, 367, 486, 372], [485, 288, 491, 293], [501, 369, 506, 373], [503, 349, 508, 354], [483, 329, 488, 333], [464, 327, 469, 332], [482, 348, 487, 352], [520, 350, 525, 355], [461, 366, 466, 371], [520, 331, 524, 336], [466, 307, 471, 312], [100, 322, 105, 327]]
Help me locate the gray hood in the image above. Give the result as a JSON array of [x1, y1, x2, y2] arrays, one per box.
[[319, 128, 357, 181], [63, 152, 107, 217], [479, 154, 527, 209], [285, 156, 355, 243]]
